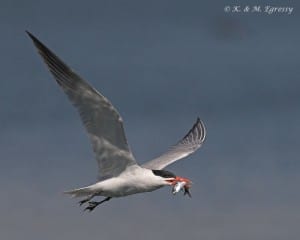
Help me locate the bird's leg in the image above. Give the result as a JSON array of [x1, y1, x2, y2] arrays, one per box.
[[84, 197, 111, 212], [78, 194, 95, 206]]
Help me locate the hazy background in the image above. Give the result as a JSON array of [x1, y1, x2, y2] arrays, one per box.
[[1, 1, 300, 239]]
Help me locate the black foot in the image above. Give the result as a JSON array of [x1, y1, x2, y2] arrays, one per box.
[[84, 201, 99, 212], [83, 197, 111, 212], [78, 194, 95, 206], [79, 199, 89, 206]]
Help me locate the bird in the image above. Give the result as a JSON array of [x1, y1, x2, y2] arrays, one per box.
[[26, 31, 206, 212]]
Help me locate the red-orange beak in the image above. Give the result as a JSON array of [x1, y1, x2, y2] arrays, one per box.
[[166, 176, 192, 186]]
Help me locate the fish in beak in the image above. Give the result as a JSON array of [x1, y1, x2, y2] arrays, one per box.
[[170, 176, 192, 197]]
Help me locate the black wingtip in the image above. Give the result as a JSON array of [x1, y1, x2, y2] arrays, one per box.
[[196, 117, 205, 129], [25, 31, 56, 62], [25, 31, 42, 47], [25, 30, 35, 40], [194, 117, 202, 128], [181, 117, 206, 143]]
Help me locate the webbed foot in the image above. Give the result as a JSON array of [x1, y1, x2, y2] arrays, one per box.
[[83, 197, 112, 212]]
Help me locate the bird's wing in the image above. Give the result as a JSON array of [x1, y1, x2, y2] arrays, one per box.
[[142, 118, 206, 170], [27, 31, 136, 177]]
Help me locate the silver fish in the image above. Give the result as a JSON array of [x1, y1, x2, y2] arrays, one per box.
[[172, 181, 186, 195]]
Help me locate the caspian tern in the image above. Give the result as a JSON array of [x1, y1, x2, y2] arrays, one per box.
[[26, 31, 206, 211]]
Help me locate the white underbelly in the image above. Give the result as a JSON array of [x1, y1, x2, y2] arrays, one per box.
[[93, 178, 161, 197], [90, 167, 165, 197]]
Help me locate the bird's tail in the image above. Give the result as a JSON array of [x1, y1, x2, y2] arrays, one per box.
[[64, 186, 93, 198]]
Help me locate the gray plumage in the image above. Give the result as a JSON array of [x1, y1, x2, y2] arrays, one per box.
[[142, 118, 206, 170], [26, 31, 136, 177], [27, 31, 206, 178]]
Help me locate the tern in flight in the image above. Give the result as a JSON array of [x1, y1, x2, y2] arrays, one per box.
[[27, 31, 206, 211]]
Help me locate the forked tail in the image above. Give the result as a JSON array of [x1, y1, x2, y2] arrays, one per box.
[[64, 186, 93, 198]]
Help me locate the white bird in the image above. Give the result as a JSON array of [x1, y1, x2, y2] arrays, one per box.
[[26, 31, 206, 211]]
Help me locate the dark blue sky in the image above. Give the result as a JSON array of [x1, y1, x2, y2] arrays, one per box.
[[1, 1, 300, 239]]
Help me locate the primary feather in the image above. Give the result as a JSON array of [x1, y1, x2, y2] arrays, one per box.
[[142, 118, 206, 170], [26, 31, 136, 177]]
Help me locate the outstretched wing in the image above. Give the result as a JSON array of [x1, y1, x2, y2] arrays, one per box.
[[142, 118, 206, 170], [27, 31, 136, 177]]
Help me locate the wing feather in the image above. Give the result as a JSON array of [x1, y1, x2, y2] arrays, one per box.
[[142, 118, 206, 170], [27, 31, 136, 177]]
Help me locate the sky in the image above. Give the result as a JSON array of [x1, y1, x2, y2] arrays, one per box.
[[1, 1, 300, 239]]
